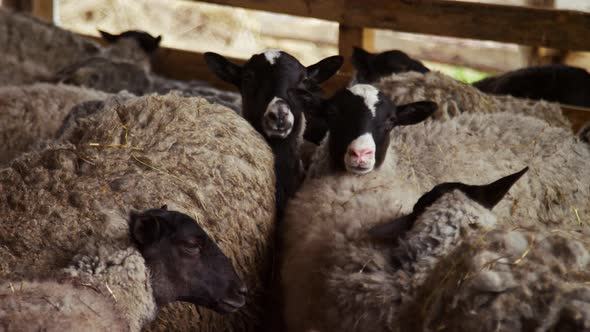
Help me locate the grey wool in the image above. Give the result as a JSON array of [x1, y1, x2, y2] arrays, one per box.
[[0, 94, 275, 331], [0, 83, 109, 165]]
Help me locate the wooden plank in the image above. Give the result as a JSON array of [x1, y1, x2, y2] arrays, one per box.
[[338, 25, 375, 73], [1, 0, 31, 11], [561, 104, 590, 132], [193, 0, 590, 51], [31, 0, 53, 22]]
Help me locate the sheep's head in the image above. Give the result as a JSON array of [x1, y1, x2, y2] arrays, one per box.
[[99, 29, 162, 54], [370, 167, 529, 241], [351, 47, 430, 84], [289, 84, 437, 175], [204, 50, 343, 141], [129, 206, 247, 314]]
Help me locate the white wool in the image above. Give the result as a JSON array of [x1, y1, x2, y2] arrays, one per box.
[[264, 50, 282, 65], [348, 84, 379, 117]]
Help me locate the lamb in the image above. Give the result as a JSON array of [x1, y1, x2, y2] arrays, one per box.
[[0, 8, 160, 85], [0, 93, 276, 331], [98, 29, 162, 71], [52, 56, 242, 113], [205, 50, 343, 220], [282, 165, 590, 331], [0, 83, 113, 165], [294, 84, 590, 231]]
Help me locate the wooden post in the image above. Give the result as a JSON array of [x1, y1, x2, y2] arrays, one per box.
[[1, 0, 54, 22], [338, 25, 375, 74], [31, 0, 54, 22]]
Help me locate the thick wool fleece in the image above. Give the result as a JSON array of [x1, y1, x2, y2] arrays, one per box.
[[375, 71, 571, 130], [397, 208, 590, 331], [284, 185, 590, 331], [0, 83, 109, 165], [0, 279, 127, 332], [309, 111, 590, 231], [0, 94, 275, 331], [281, 150, 421, 332]]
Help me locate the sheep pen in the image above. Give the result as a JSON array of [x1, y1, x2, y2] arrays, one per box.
[[0, 93, 276, 331], [0, 83, 110, 165]]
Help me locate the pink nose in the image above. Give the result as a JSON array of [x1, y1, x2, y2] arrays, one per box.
[[348, 148, 373, 158], [347, 149, 374, 165]]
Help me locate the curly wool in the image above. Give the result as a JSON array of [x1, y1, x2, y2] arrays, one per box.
[[0, 94, 275, 331], [375, 71, 571, 129], [0, 279, 127, 332], [0, 83, 109, 165]]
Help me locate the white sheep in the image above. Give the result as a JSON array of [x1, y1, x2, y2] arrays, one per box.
[[0, 83, 112, 165], [282, 166, 590, 331], [296, 85, 590, 231], [0, 93, 276, 331]]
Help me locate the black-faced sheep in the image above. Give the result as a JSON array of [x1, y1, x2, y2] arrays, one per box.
[[205, 50, 343, 221], [1, 206, 246, 331], [294, 84, 590, 230], [0, 93, 276, 331]]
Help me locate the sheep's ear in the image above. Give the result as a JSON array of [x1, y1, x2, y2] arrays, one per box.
[[306, 55, 343, 84], [369, 214, 416, 240], [395, 101, 437, 126], [351, 47, 372, 72], [155, 35, 162, 45], [130, 212, 161, 246], [462, 167, 529, 209], [287, 88, 326, 119], [98, 29, 118, 43], [204, 52, 242, 87], [160, 204, 168, 211]]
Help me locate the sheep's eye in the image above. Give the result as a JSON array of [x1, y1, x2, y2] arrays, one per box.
[[182, 242, 201, 255]]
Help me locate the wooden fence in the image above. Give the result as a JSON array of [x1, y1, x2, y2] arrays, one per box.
[[2, 0, 590, 130]]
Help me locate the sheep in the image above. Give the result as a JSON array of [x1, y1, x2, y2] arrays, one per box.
[[98, 29, 162, 71], [0, 93, 276, 331], [373, 71, 571, 130], [282, 166, 590, 331], [205, 50, 343, 221], [352, 46, 590, 110], [0, 207, 246, 332], [471, 64, 590, 108], [0, 8, 160, 85], [293, 84, 590, 230], [52, 56, 242, 113], [0, 83, 113, 165]]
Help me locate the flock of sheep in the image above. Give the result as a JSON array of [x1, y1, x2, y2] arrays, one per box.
[[1, 6, 590, 332]]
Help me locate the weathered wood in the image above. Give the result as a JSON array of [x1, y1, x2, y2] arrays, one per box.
[[31, 0, 53, 22], [193, 0, 590, 51], [1, 0, 32, 11]]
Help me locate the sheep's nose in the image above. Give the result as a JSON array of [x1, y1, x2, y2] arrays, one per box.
[[238, 284, 248, 295], [348, 148, 373, 159]]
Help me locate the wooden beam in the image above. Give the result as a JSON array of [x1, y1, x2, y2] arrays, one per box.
[[193, 0, 590, 51], [338, 25, 375, 73]]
